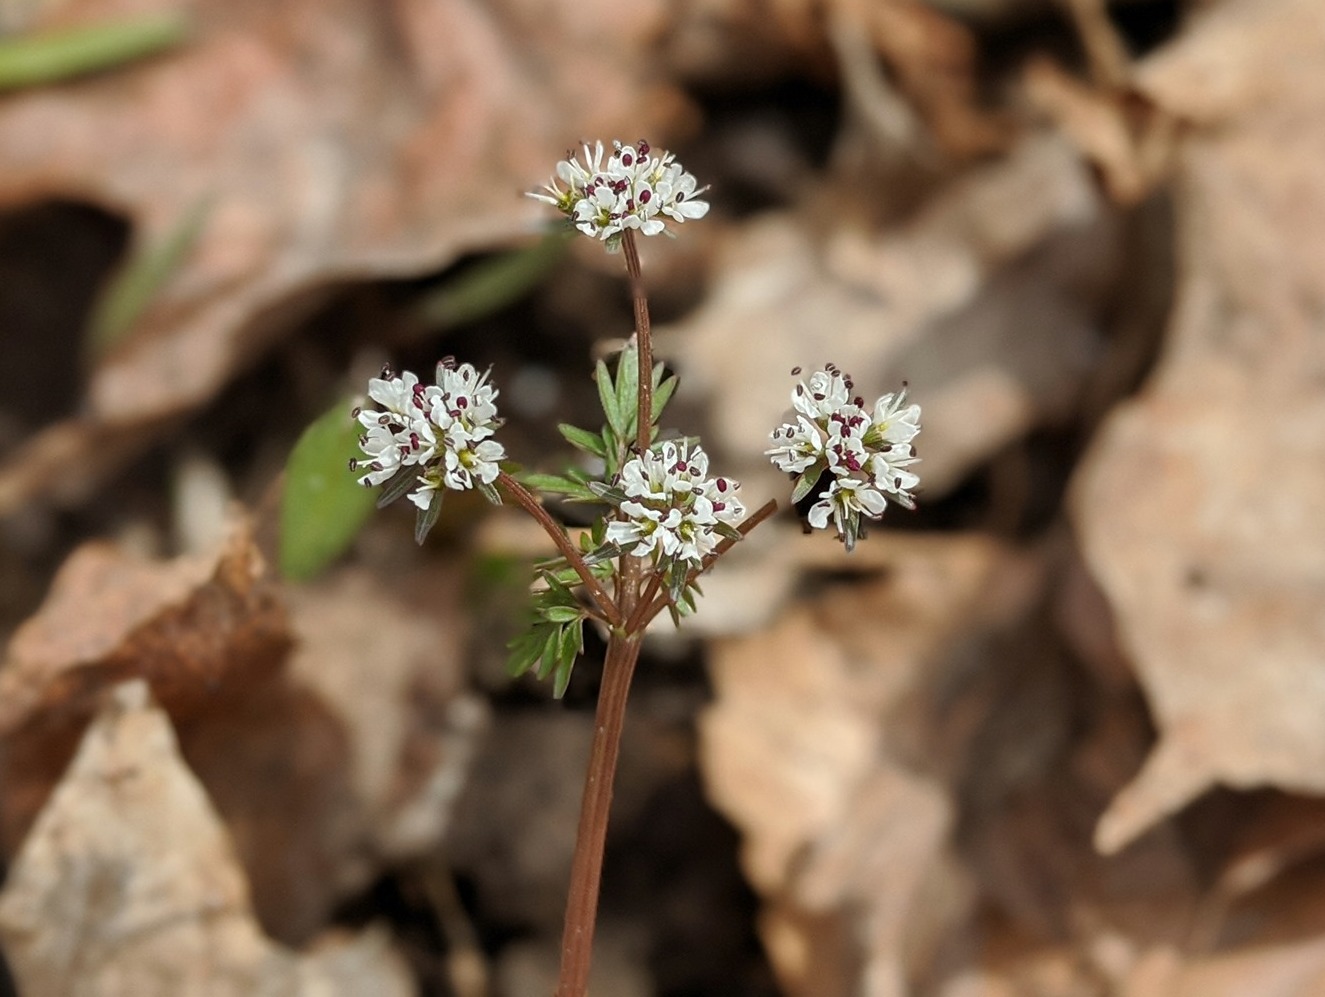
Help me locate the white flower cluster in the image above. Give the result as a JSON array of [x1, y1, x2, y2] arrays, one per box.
[[528, 139, 709, 247], [352, 360, 506, 508], [767, 365, 920, 550], [605, 441, 745, 568]]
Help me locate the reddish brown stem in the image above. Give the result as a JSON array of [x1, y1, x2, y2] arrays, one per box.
[[555, 632, 642, 997], [621, 230, 652, 453], [497, 470, 622, 628]]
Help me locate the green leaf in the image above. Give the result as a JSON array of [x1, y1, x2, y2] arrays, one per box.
[[551, 620, 583, 699], [0, 13, 189, 92], [541, 604, 582, 624], [414, 486, 445, 545], [714, 521, 745, 543], [650, 373, 678, 425], [602, 423, 623, 476], [279, 400, 377, 582], [477, 479, 502, 506], [539, 570, 576, 602], [790, 462, 827, 505], [586, 481, 628, 505], [85, 196, 211, 361], [413, 231, 570, 330], [558, 423, 607, 458], [595, 358, 625, 436], [536, 627, 561, 680], [376, 463, 421, 509], [518, 472, 598, 502], [614, 344, 640, 435], [506, 632, 545, 678]]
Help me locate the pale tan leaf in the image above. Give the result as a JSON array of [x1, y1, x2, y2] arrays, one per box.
[[0, 0, 686, 513], [700, 534, 1041, 995], [0, 680, 413, 997], [1071, 0, 1325, 855]]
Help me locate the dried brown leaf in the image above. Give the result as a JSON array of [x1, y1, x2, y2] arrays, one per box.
[[673, 133, 1114, 499], [700, 534, 1041, 995], [0, 521, 289, 851], [1071, 0, 1325, 855], [177, 564, 485, 941], [0, 680, 413, 997], [0, 0, 687, 513]]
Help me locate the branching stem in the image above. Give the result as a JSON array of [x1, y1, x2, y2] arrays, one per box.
[[497, 470, 622, 628]]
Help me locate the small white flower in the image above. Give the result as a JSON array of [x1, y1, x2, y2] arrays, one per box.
[[766, 416, 825, 474], [868, 388, 921, 447], [769, 366, 921, 550], [356, 424, 405, 486], [607, 441, 743, 571], [353, 362, 508, 540], [792, 367, 852, 420], [807, 477, 889, 550], [527, 139, 709, 249], [442, 434, 505, 491], [702, 474, 745, 526], [606, 500, 667, 554]]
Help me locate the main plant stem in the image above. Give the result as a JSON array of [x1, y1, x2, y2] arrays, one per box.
[[554, 230, 654, 997], [621, 230, 652, 454], [555, 631, 642, 997]]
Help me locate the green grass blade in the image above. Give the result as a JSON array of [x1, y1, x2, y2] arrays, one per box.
[[0, 13, 189, 91], [413, 231, 570, 330], [85, 196, 212, 361]]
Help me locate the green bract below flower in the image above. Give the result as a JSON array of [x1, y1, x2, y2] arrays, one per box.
[[527, 139, 709, 251], [767, 364, 921, 551]]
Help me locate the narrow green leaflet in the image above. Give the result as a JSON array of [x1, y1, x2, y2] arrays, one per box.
[[414, 486, 446, 545], [0, 13, 189, 91], [413, 231, 570, 331], [613, 344, 639, 435], [279, 400, 376, 581], [86, 196, 212, 361], [375, 463, 421, 509], [551, 620, 584, 698], [506, 566, 589, 698], [594, 358, 626, 437], [790, 462, 827, 504], [518, 471, 598, 502], [558, 423, 607, 458], [651, 372, 678, 425]]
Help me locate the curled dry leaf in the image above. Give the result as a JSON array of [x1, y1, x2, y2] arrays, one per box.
[[672, 132, 1115, 501], [180, 563, 484, 941], [0, 527, 483, 942], [1070, 0, 1325, 855], [0, 680, 413, 997], [0, 520, 289, 851], [0, 0, 684, 514], [700, 533, 1041, 996]]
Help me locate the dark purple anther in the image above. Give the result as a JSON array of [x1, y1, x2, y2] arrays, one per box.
[[639, 189, 652, 204]]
